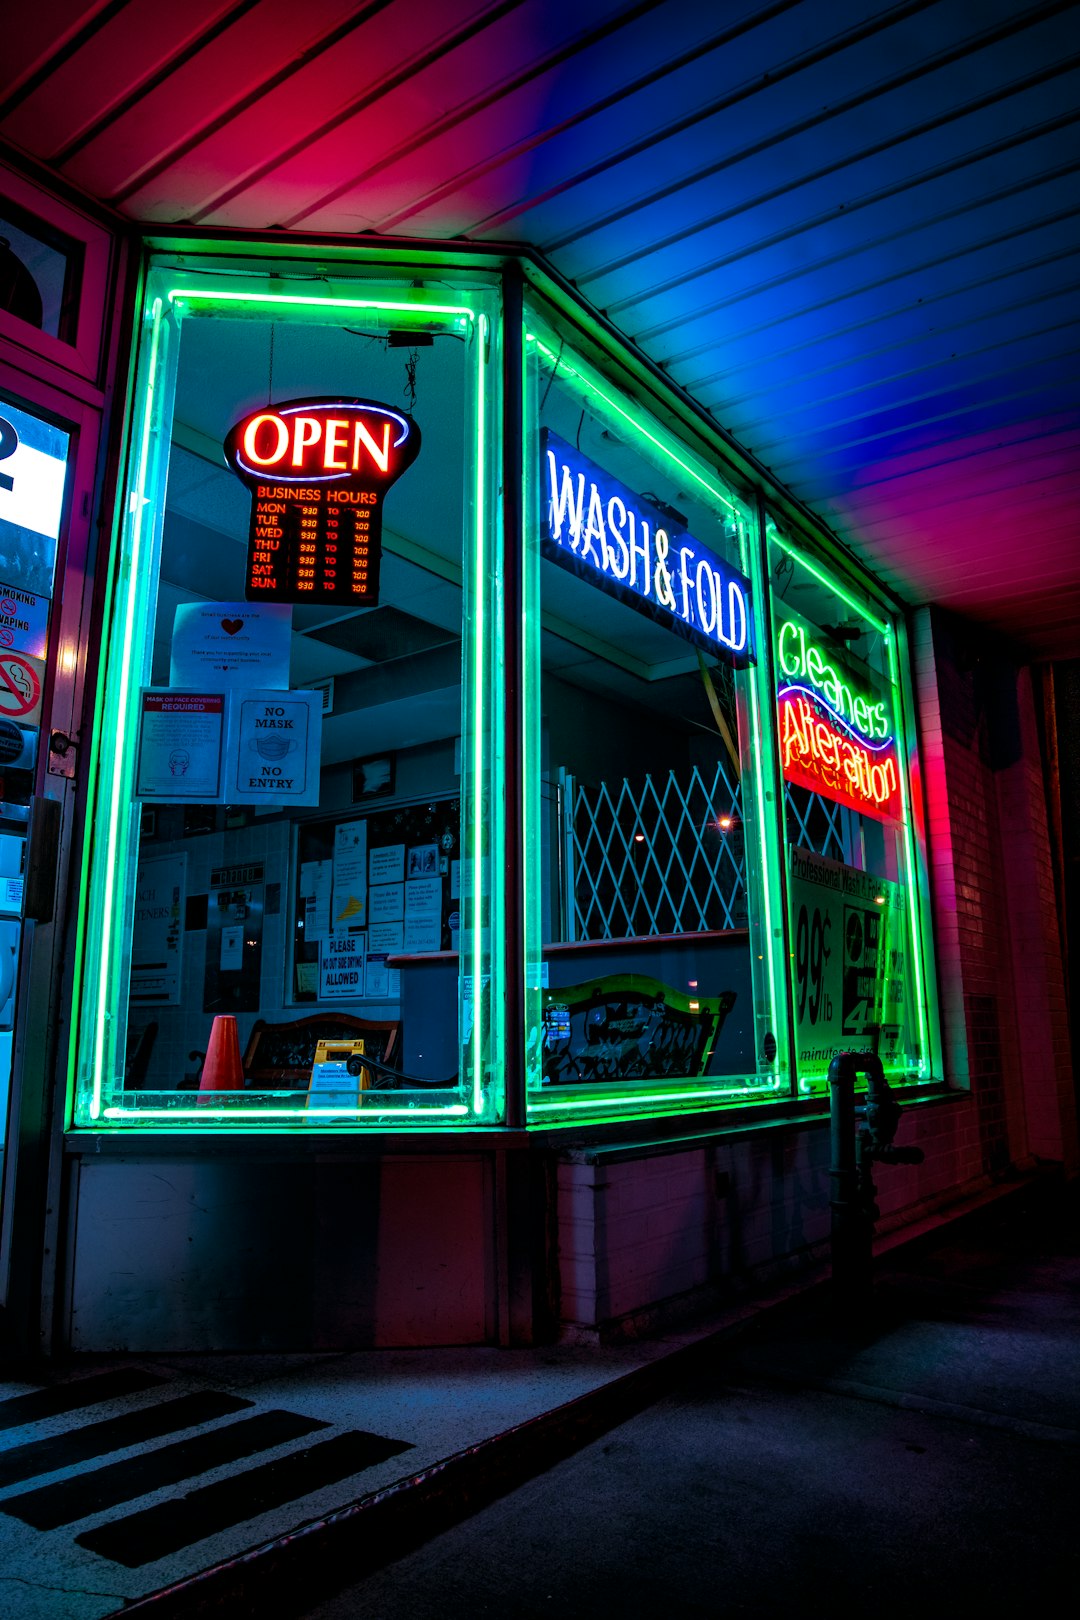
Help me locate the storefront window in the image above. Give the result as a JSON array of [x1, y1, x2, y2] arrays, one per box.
[[522, 307, 788, 1122], [72, 258, 503, 1126], [0, 198, 82, 342], [766, 517, 935, 1090]]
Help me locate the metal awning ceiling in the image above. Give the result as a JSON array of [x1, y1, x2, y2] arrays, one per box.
[[3, 0, 1078, 658]]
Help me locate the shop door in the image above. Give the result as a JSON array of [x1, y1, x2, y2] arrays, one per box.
[[0, 369, 100, 1352]]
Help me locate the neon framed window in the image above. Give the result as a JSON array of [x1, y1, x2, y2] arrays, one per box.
[[766, 517, 938, 1092], [522, 304, 788, 1125], [70, 255, 504, 1128]]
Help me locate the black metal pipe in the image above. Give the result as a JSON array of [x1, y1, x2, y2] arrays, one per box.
[[828, 1052, 869, 1303], [828, 1050, 924, 1307]]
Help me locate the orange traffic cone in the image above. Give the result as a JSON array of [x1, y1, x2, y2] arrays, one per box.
[[200, 1015, 245, 1091]]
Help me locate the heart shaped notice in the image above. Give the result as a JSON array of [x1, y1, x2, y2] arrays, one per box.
[[220, 618, 244, 635]]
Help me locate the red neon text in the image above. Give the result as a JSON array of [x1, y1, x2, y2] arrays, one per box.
[[780, 693, 901, 822]]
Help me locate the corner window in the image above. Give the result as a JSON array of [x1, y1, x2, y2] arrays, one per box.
[[523, 308, 787, 1123], [767, 518, 936, 1089], [72, 259, 503, 1127]]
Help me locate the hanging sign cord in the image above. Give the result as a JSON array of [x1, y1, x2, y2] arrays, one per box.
[[697, 650, 741, 780]]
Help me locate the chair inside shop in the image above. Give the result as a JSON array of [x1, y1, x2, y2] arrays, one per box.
[[242, 1013, 401, 1089]]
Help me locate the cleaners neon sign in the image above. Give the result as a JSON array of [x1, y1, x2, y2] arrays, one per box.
[[776, 617, 901, 821], [542, 431, 753, 666]]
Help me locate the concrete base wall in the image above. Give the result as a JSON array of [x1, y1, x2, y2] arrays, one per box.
[[64, 1152, 494, 1351]]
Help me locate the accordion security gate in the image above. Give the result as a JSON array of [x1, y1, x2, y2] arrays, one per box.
[[564, 761, 748, 943]]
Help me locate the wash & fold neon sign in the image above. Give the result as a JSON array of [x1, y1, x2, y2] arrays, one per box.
[[776, 616, 901, 821], [542, 431, 754, 666]]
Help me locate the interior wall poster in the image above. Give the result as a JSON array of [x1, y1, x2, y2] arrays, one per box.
[[170, 601, 292, 688], [204, 862, 264, 1014], [787, 848, 909, 1072], [130, 853, 187, 1005]]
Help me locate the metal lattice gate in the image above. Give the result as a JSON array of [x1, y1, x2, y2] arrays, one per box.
[[566, 761, 747, 941]]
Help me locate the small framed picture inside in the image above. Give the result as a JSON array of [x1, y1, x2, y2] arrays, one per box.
[[352, 754, 395, 801]]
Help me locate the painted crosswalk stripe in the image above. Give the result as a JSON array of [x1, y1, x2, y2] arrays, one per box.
[[77, 1429, 415, 1566], [1, 1409, 330, 1531], [0, 1369, 166, 1432], [0, 1391, 252, 1489]]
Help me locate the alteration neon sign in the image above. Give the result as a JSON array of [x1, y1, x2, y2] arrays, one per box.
[[776, 615, 901, 822], [542, 431, 753, 666]]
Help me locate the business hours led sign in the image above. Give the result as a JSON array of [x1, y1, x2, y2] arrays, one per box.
[[225, 398, 421, 608]]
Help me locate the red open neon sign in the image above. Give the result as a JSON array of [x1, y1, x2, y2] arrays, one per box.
[[225, 398, 420, 607]]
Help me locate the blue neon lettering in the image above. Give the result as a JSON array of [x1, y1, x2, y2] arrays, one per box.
[[542, 431, 754, 666]]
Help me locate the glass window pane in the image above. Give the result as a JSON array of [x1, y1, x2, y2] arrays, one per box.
[[73, 263, 502, 1127], [524, 311, 784, 1122], [767, 517, 934, 1090]]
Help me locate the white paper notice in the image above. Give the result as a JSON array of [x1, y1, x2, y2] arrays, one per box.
[[450, 859, 460, 899], [136, 691, 224, 800], [369, 844, 405, 885], [364, 954, 390, 998], [130, 853, 186, 1005], [300, 858, 332, 937], [319, 934, 366, 999], [0, 580, 49, 659], [229, 689, 322, 806], [406, 876, 442, 917], [171, 602, 292, 690], [404, 875, 442, 952], [367, 920, 404, 953], [332, 820, 367, 927], [220, 923, 244, 971], [369, 882, 404, 923]]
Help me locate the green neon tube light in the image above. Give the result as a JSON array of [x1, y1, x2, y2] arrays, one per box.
[[102, 1105, 470, 1120], [91, 295, 167, 1121], [528, 1079, 783, 1114], [77, 270, 502, 1128], [771, 528, 889, 637], [472, 312, 487, 1116], [168, 288, 475, 322], [745, 658, 781, 1072], [886, 632, 932, 1077], [526, 333, 740, 517]]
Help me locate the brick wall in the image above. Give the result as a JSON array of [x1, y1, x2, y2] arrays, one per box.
[[913, 607, 1075, 1170]]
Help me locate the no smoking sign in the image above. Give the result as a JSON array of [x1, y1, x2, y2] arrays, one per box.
[[0, 649, 44, 725]]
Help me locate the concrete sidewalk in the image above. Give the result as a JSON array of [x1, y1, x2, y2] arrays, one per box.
[[0, 1175, 1074, 1618], [303, 1176, 1080, 1619]]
